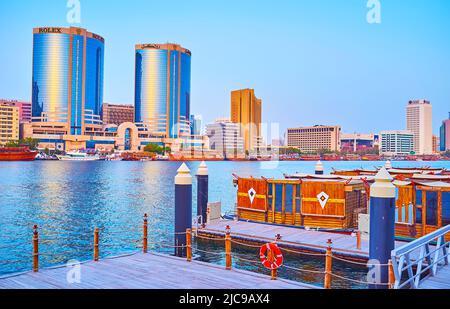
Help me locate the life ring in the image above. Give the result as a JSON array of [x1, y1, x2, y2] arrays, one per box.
[[260, 243, 283, 270]]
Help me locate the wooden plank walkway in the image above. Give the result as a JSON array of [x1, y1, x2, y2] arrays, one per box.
[[0, 252, 317, 289], [199, 220, 410, 260], [419, 267, 450, 289]]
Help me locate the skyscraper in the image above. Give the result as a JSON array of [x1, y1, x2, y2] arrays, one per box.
[[231, 89, 262, 152], [190, 114, 202, 136], [440, 113, 450, 151], [32, 27, 104, 135], [135, 43, 191, 139], [406, 100, 433, 155]]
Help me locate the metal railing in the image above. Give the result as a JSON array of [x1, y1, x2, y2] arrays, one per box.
[[391, 225, 450, 289]]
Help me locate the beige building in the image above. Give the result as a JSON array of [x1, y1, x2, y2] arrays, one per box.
[[406, 100, 433, 155], [0, 105, 20, 144], [231, 89, 262, 152], [102, 103, 134, 125], [287, 125, 341, 153]]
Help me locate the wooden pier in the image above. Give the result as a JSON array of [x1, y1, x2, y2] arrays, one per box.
[[0, 252, 317, 289], [198, 219, 394, 260]]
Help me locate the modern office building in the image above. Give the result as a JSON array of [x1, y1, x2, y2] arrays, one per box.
[[190, 115, 202, 136], [231, 89, 262, 152], [440, 113, 450, 152], [406, 100, 433, 155], [135, 43, 191, 139], [0, 105, 20, 144], [340, 133, 379, 153], [380, 130, 414, 156], [0, 100, 32, 123], [206, 118, 245, 159], [102, 103, 134, 126], [28, 27, 105, 151], [287, 125, 341, 153]]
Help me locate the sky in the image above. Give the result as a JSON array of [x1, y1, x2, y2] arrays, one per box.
[[0, 0, 449, 136]]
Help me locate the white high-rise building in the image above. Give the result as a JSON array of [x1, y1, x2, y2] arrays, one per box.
[[206, 118, 245, 159], [380, 130, 414, 156], [406, 100, 433, 155]]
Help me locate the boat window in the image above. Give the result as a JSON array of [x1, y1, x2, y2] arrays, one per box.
[[285, 185, 294, 213], [296, 184, 301, 213], [268, 183, 273, 199], [275, 184, 283, 212], [442, 192, 450, 226], [415, 190, 423, 224], [426, 191, 438, 226]]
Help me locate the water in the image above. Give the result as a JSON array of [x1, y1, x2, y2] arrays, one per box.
[[1, 160, 449, 288]]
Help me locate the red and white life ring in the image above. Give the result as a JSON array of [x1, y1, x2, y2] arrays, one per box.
[[260, 243, 283, 270]]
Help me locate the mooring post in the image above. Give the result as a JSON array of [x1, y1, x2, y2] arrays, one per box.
[[388, 259, 395, 289], [186, 229, 192, 262], [356, 230, 362, 250], [94, 228, 99, 262], [369, 167, 395, 289], [196, 161, 209, 226], [385, 160, 392, 170], [225, 225, 232, 270], [143, 214, 148, 254], [315, 160, 324, 175], [175, 163, 192, 258], [32, 225, 39, 272], [324, 239, 333, 289]]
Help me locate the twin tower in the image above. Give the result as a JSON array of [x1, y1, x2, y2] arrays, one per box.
[[31, 27, 191, 139]]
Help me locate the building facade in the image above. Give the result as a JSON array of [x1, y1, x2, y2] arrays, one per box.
[[380, 130, 414, 156], [0, 105, 20, 144], [0, 100, 32, 123], [231, 89, 262, 152], [206, 119, 245, 159], [31, 27, 104, 136], [190, 114, 202, 136], [340, 133, 379, 153], [102, 103, 134, 126], [440, 113, 450, 152], [287, 125, 341, 153], [135, 43, 191, 139], [406, 100, 433, 155]]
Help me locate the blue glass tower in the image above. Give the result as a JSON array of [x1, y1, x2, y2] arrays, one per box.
[[135, 44, 191, 138], [32, 27, 104, 135]]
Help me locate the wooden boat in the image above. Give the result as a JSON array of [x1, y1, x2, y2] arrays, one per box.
[[233, 171, 450, 242], [0, 147, 38, 161], [300, 155, 321, 161], [394, 180, 450, 241], [234, 176, 368, 232]]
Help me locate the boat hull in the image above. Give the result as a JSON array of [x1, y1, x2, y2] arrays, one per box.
[[0, 152, 38, 161]]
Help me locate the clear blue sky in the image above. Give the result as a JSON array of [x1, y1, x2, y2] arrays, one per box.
[[0, 0, 449, 135]]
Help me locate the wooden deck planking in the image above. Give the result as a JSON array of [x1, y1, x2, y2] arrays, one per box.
[[419, 267, 450, 289], [0, 252, 317, 289], [199, 220, 412, 260]]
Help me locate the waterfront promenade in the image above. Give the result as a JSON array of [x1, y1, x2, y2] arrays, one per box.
[[0, 252, 316, 289]]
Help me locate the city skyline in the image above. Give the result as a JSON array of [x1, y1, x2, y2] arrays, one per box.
[[1, 0, 450, 135]]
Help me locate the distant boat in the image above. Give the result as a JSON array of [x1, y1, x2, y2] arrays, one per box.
[[56, 152, 100, 161], [0, 147, 38, 161]]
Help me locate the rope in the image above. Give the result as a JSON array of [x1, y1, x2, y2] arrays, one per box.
[[192, 248, 225, 256], [331, 255, 387, 266], [283, 264, 326, 275], [281, 247, 326, 257], [230, 239, 262, 248], [194, 234, 225, 241], [330, 272, 390, 286], [233, 255, 262, 265]]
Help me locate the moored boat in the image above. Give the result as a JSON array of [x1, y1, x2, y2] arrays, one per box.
[[0, 147, 38, 161], [56, 152, 100, 161]]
